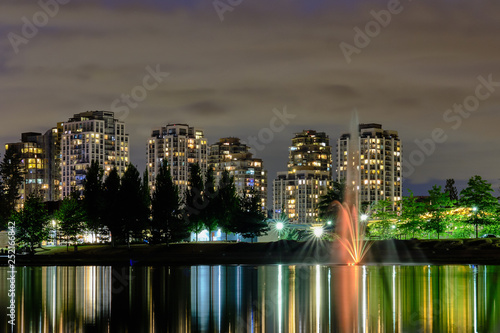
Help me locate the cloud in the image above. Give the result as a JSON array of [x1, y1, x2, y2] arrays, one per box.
[[1, 0, 500, 196]]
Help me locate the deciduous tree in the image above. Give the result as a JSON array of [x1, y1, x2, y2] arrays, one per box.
[[56, 196, 86, 251], [426, 185, 454, 239], [13, 195, 49, 253], [460, 175, 499, 238]]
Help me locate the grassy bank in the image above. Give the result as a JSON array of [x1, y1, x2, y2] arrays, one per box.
[[3, 238, 500, 266]]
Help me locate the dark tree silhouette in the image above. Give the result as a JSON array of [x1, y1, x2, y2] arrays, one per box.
[[0, 147, 23, 226], [102, 167, 121, 246], [119, 164, 147, 248], [151, 163, 188, 244], [215, 170, 239, 240], [234, 189, 269, 240], [183, 163, 205, 241], [83, 160, 104, 233], [444, 178, 459, 203]]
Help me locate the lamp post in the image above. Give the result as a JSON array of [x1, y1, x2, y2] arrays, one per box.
[[472, 207, 478, 238], [313, 226, 324, 238], [52, 220, 57, 246]]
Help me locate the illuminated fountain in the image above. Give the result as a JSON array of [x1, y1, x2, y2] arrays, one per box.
[[334, 112, 372, 265]]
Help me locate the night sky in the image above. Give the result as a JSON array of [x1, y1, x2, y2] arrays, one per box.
[[2, 0, 500, 196]]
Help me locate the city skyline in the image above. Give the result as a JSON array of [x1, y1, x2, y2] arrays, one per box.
[[2, 0, 500, 197]]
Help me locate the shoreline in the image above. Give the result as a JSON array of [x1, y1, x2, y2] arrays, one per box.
[[3, 239, 500, 266]]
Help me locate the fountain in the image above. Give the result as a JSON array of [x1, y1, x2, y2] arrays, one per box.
[[334, 111, 372, 265]]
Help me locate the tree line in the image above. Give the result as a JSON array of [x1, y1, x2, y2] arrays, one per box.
[[319, 176, 500, 240], [0, 148, 268, 251]]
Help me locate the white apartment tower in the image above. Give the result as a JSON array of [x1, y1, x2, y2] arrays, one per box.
[[273, 130, 333, 224], [208, 137, 267, 211], [337, 123, 402, 211], [61, 111, 129, 197], [147, 124, 207, 196]]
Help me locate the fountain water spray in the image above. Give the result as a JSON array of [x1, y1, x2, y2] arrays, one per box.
[[335, 111, 372, 264]]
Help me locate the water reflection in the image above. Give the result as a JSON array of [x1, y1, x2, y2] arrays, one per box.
[[1, 265, 499, 332]]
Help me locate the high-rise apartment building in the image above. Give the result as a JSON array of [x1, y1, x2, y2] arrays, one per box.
[[147, 124, 207, 196], [61, 111, 129, 197], [208, 137, 267, 211], [273, 130, 333, 224], [5, 127, 62, 208], [337, 123, 402, 211]]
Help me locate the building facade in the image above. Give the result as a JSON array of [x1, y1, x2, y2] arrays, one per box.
[[273, 130, 333, 224], [147, 124, 207, 196], [208, 137, 267, 211], [337, 123, 402, 212], [61, 111, 129, 197], [5, 127, 62, 208]]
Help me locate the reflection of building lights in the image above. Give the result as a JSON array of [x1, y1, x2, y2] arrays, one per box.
[[276, 222, 284, 231], [313, 227, 323, 238]]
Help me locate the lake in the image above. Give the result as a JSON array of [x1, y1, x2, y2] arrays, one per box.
[[1, 265, 499, 332]]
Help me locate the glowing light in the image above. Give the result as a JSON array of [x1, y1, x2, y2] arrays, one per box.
[[327, 221, 332, 225], [313, 227, 323, 238], [276, 222, 284, 231], [360, 214, 368, 222]]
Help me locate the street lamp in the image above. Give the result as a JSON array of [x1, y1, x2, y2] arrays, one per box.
[[361, 214, 368, 222], [313, 226, 324, 238], [472, 207, 478, 238], [326, 220, 332, 226], [51, 220, 59, 246], [276, 222, 284, 231]]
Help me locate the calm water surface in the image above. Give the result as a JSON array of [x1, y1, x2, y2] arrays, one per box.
[[1, 265, 499, 332]]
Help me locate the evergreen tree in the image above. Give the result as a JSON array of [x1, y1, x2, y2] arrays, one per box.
[[141, 168, 152, 235], [318, 179, 346, 225], [56, 196, 86, 251], [102, 167, 121, 246], [234, 189, 269, 240], [460, 175, 499, 238], [444, 179, 459, 202], [119, 164, 146, 247], [12, 194, 49, 253], [151, 163, 188, 244], [0, 176, 7, 229], [216, 170, 239, 240], [0, 147, 23, 223], [183, 163, 205, 241], [83, 160, 104, 233], [202, 166, 218, 241]]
